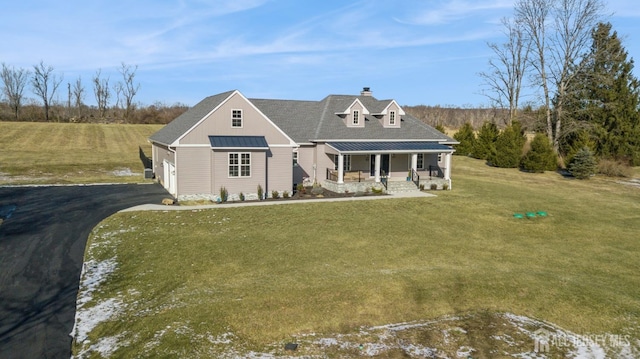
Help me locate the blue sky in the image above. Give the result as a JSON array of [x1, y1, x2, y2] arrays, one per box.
[[1, 0, 638, 107]]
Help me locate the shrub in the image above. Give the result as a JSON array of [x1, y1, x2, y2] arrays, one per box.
[[219, 186, 228, 202], [271, 190, 280, 199], [489, 122, 526, 168], [419, 184, 425, 190], [472, 121, 499, 160], [569, 147, 597, 179], [430, 183, 438, 190], [282, 190, 290, 198], [520, 133, 557, 172], [257, 184, 264, 200], [597, 158, 632, 177], [371, 187, 383, 194], [239, 192, 245, 201], [296, 183, 305, 194], [443, 182, 449, 190], [453, 122, 476, 156]]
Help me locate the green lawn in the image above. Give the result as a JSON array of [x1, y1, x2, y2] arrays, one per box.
[[74, 156, 640, 358], [0, 122, 162, 184]]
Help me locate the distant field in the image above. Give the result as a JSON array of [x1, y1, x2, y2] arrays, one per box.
[[0, 122, 163, 184], [73, 156, 640, 358]]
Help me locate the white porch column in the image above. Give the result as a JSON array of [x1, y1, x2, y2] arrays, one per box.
[[374, 154, 381, 182], [337, 154, 344, 184], [444, 152, 452, 180], [411, 153, 418, 172]]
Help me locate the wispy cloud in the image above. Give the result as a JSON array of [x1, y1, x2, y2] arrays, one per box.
[[397, 0, 513, 25]]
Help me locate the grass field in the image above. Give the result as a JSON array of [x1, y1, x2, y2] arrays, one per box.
[[72, 156, 640, 358], [0, 122, 162, 184]]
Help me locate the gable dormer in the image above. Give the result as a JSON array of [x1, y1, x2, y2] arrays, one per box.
[[335, 98, 369, 128], [373, 100, 405, 128]]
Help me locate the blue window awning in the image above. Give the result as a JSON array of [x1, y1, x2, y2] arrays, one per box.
[[326, 141, 453, 154], [209, 135, 269, 150]]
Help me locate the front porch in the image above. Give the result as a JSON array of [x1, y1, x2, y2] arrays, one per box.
[[322, 141, 454, 193]]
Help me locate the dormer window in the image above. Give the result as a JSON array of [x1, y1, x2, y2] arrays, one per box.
[[353, 110, 360, 125], [389, 111, 396, 125], [232, 109, 243, 128]]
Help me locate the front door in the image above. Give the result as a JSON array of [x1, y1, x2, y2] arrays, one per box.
[[370, 154, 390, 176]]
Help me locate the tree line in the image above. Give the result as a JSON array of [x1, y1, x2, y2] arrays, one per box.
[[478, 0, 640, 166], [0, 61, 187, 124]]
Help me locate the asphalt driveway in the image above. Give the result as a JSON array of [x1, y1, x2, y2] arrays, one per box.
[[0, 183, 169, 359]]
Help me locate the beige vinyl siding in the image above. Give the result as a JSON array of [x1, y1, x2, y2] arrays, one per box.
[[344, 101, 365, 128], [315, 143, 337, 181], [152, 143, 174, 185], [176, 147, 211, 196], [383, 103, 402, 128], [266, 147, 293, 193], [349, 155, 369, 174], [389, 154, 411, 178], [294, 145, 314, 185], [212, 150, 267, 195], [180, 92, 291, 146]]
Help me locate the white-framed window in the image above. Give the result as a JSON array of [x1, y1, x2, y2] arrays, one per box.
[[232, 109, 243, 128], [389, 111, 396, 125], [417, 153, 425, 169], [293, 151, 298, 166], [334, 154, 351, 171], [229, 152, 251, 177], [352, 110, 360, 125]]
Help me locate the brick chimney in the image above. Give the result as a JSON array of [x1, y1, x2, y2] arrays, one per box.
[[360, 87, 372, 96]]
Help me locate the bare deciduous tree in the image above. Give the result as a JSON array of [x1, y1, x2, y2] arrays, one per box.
[[31, 61, 63, 122], [117, 63, 140, 123], [479, 17, 530, 125], [1, 63, 30, 120], [73, 76, 85, 118], [93, 69, 111, 118], [516, 0, 605, 151], [549, 0, 605, 151], [516, 0, 554, 143]]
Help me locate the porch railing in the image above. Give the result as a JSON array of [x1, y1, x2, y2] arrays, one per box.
[[411, 168, 420, 188], [380, 170, 388, 191], [326, 169, 365, 182], [428, 165, 445, 179]]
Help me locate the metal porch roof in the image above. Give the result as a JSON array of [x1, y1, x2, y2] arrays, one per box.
[[326, 141, 454, 153], [209, 135, 269, 150]]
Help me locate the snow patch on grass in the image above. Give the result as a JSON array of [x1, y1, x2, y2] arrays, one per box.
[[70, 257, 118, 343]]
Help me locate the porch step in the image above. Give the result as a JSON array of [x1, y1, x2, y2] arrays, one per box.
[[385, 180, 420, 194]]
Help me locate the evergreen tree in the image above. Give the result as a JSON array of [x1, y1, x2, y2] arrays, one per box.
[[569, 147, 598, 179], [564, 22, 640, 165], [434, 123, 446, 134], [521, 133, 557, 172], [489, 122, 525, 168], [453, 122, 476, 156], [472, 121, 499, 160]]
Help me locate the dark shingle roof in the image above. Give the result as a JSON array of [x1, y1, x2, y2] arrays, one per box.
[[149, 90, 235, 145], [252, 94, 456, 144], [150, 90, 457, 146], [209, 135, 269, 149]]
